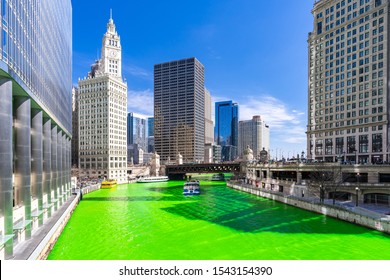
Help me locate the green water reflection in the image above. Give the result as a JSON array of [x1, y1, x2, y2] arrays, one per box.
[[48, 180, 390, 260]]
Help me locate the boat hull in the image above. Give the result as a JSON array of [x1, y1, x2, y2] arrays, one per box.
[[183, 180, 200, 195], [183, 190, 200, 195], [101, 180, 117, 189], [137, 176, 169, 183]]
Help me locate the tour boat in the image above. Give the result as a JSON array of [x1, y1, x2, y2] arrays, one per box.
[[137, 176, 169, 183], [211, 173, 225, 181], [101, 179, 117, 189], [183, 180, 200, 195]]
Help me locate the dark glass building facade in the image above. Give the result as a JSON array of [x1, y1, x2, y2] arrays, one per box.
[[0, 0, 72, 259], [148, 117, 154, 137], [215, 101, 239, 161]]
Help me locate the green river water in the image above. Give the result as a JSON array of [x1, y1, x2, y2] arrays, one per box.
[[47, 179, 390, 260]]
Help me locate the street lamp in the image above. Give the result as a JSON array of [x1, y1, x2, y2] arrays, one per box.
[[355, 187, 359, 207], [356, 172, 360, 207]]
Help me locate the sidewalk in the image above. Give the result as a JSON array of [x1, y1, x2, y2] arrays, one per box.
[[10, 194, 78, 260], [231, 181, 390, 219]]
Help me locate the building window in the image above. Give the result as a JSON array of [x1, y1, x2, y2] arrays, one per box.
[[359, 134, 368, 153], [372, 133, 382, 152], [347, 136, 356, 153]]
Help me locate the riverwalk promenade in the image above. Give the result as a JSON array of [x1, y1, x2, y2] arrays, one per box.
[[9, 194, 79, 260], [8, 183, 100, 260], [228, 181, 390, 234]]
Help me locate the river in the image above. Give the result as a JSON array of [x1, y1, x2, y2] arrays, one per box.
[[48, 179, 390, 260]]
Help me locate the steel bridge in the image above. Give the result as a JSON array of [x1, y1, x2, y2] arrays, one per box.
[[165, 163, 242, 179]]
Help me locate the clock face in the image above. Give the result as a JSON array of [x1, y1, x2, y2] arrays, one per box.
[[109, 50, 117, 57]]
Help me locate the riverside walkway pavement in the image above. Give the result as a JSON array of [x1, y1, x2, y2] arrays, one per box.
[[230, 181, 390, 220], [10, 194, 78, 260]]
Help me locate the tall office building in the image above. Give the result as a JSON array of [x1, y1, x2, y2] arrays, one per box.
[[238, 116, 270, 159], [78, 15, 127, 182], [0, 1, 72, 259], [154, 58, 205, 163], [307, 0, 389, 163], [127, 112, 147, 164], [72, 86, 79, 167], [127, 113, 147, 150], [215, 101, 239, 161], [148, 117, 155, 137], [204, 88, 214, 144], [147, 117, 155, 153]]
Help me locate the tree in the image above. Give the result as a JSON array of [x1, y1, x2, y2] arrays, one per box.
[[308, 163, 345, 205]]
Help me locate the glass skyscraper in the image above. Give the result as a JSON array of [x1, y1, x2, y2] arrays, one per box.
[[148, 117, 155, 137], [0, 1, 72, 259], [127, 112, 147, 151], [147, 117, 155, 153], [215, 101, 239, 161], [127, 113, 147, 164]]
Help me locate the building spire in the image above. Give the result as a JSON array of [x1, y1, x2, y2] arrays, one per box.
[[107, 8, 115, 33]]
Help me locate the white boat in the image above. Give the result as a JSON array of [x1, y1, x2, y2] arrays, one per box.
[[137, 176, 169, 183], [183, 180, 200, 195], [211, 173, 225, 181]]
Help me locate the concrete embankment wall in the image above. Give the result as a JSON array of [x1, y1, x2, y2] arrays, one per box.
[[228, 183, 390, 235], [29, 184, 100, 260], [28, 193, 80, 260]]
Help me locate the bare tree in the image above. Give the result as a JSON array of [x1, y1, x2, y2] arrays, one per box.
[[308, 164, 345, 205]]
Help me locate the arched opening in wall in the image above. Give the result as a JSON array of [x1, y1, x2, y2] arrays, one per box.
[[328, 191, 351, 201], [364, 193, 390, 205]]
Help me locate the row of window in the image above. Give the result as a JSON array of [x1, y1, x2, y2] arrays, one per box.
[[313, 133, 383, 154], [80, 150, 126, 156]]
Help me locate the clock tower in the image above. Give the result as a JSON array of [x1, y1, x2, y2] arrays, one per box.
[[102, 12, 122, 78], [79, 11, 128, 183]]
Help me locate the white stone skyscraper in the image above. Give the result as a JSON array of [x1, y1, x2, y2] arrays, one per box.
[[204, 88, 214, 145], [307, 0, 390, 163], [238, 116, 270, 159], [78, 14, 127, 182]]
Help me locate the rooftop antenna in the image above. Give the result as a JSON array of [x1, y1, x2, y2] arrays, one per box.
[[110, 8, 112, 20]]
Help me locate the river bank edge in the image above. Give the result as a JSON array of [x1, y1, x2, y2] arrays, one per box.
[[228, 181, 390, 235]]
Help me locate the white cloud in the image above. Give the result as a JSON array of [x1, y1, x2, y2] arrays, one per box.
[[239, 95, 305, 127], [238, 95, 307, 152], [127, 89, 154, 116], [122, 64, 151, 79]]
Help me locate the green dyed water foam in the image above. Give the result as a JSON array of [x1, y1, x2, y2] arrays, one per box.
[[48, 180, 390, 260]]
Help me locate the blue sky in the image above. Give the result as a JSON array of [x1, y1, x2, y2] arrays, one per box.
[[73, 0, 315, 159]]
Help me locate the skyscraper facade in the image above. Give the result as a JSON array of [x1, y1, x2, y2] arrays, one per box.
[[78, 15, 127, 182], [154, 58, 205, 163], [0, 1, 72, 259], [238, 116, 270, 159], [127, 112, 147, 151], [72, 86, 79, 167], [147, 117, 155, 153], [204, 88, 214, 145], [127, 112, 147, 164], [215, 101, 239, 161], [307, 0, 389, 164], [148, 117, 155, 137]]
